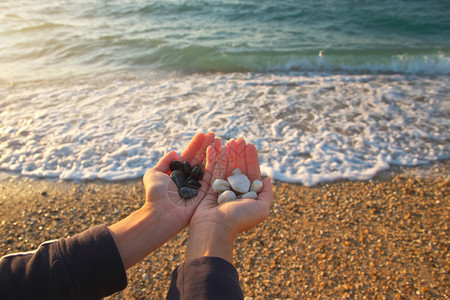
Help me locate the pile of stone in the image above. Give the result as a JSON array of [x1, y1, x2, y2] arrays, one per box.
[[212, 168, 263, 204], [169, 160, 203, 199]]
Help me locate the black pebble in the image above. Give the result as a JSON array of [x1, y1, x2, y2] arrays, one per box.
[[182, 161, 191, 176], [178, 186, 198, 199], [185, 179, 201, 189], [190, 165, 203, 181], [168, 161, 205, 199], [170, 170, 185, 188], [170, 160, 182, 171]]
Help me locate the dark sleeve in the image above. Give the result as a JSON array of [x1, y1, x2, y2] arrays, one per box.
[[166, 257, 244, 300], [0, 225, 127, 300]]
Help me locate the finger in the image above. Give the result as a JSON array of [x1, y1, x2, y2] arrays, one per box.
[[152, 151, 178, 173], [178, 132, 205, 162], [190, 132, 216, 167], [225, 139, 237, 176], [202, 144, 217, 190], [213, 146, 229, 181], [257, 177, 273, 209], [213, 138, 222, 157], [235, 137, 247, 173], [245, 143, 261, 182]]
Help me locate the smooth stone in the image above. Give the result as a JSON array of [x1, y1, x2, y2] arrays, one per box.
[[218, 190, 236, 205], [227, 173, 250, 194], [249, 180, 263, 193], [240, 191, 258, 199], [190, 165, 203, 181], [182, 161, 191, 176], [185, 179, 201, 189], [170, 170, 185, 188], [179, 186, 198, 199], [231, 168, 243, 175], [169, 160, 182, 171], [212, 179, 231, 194]]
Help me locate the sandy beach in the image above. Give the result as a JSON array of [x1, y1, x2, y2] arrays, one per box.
[[1, 162, 448, 299], [2, 1, 449, 299]]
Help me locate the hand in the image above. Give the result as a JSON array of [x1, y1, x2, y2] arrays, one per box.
[[143, 132, 222, 230], [109, 132, 221, 269], [187, 138, 273, 263]]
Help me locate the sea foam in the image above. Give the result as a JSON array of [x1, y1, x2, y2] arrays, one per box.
[[0, 72, 449, 185]]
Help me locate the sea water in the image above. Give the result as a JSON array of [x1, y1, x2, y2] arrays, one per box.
[[0, 0, 449, 185]]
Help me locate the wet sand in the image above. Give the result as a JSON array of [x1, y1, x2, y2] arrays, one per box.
[[0, 162, 448, 299]]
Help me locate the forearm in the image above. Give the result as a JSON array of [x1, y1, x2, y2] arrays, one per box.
[[186, 223, 235, 264], [0, 225, 126, 299], [108, 205, 180, 270]]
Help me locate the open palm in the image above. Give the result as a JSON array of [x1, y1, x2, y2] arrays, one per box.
[[190, 138, 272, 238], [143, 132, 221, 231]]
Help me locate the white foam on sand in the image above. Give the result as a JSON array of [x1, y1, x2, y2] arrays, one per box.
[[0, 72, 449, 185]]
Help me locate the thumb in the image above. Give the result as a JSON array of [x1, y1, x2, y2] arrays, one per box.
[[257, 177, 273, 214]]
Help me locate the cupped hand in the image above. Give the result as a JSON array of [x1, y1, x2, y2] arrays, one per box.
[[142, 132, 221, 230], [190, 137, 273, 240]]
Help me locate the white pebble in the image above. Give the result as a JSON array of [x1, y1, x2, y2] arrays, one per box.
[[218, 190, 236, 205], [212, 179, 231, 194], [227, 173, 250, 194], [250, 179, 263, 193], [240, 191, 258, 199], [231, 168, 243, 175]]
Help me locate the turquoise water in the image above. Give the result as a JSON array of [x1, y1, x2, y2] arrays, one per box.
[[1, 0, 449, 80], [0, 0, 449, 183]]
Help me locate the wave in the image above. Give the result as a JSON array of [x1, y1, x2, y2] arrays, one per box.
[[2, 0, 449, 80], [132, 46, 450, 75]]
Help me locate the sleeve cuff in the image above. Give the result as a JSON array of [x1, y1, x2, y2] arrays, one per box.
[[167, 256, 243, 300]]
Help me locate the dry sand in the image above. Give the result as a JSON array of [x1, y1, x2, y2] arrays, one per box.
[[0, 162, 448, 299]]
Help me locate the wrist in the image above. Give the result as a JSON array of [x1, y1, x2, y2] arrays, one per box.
[[109, 205, 180, 270], [186, 222, 236, 264]]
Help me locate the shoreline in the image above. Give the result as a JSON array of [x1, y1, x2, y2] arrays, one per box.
[[0, 161, 448, 298], [1, 158, 448, 186]]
